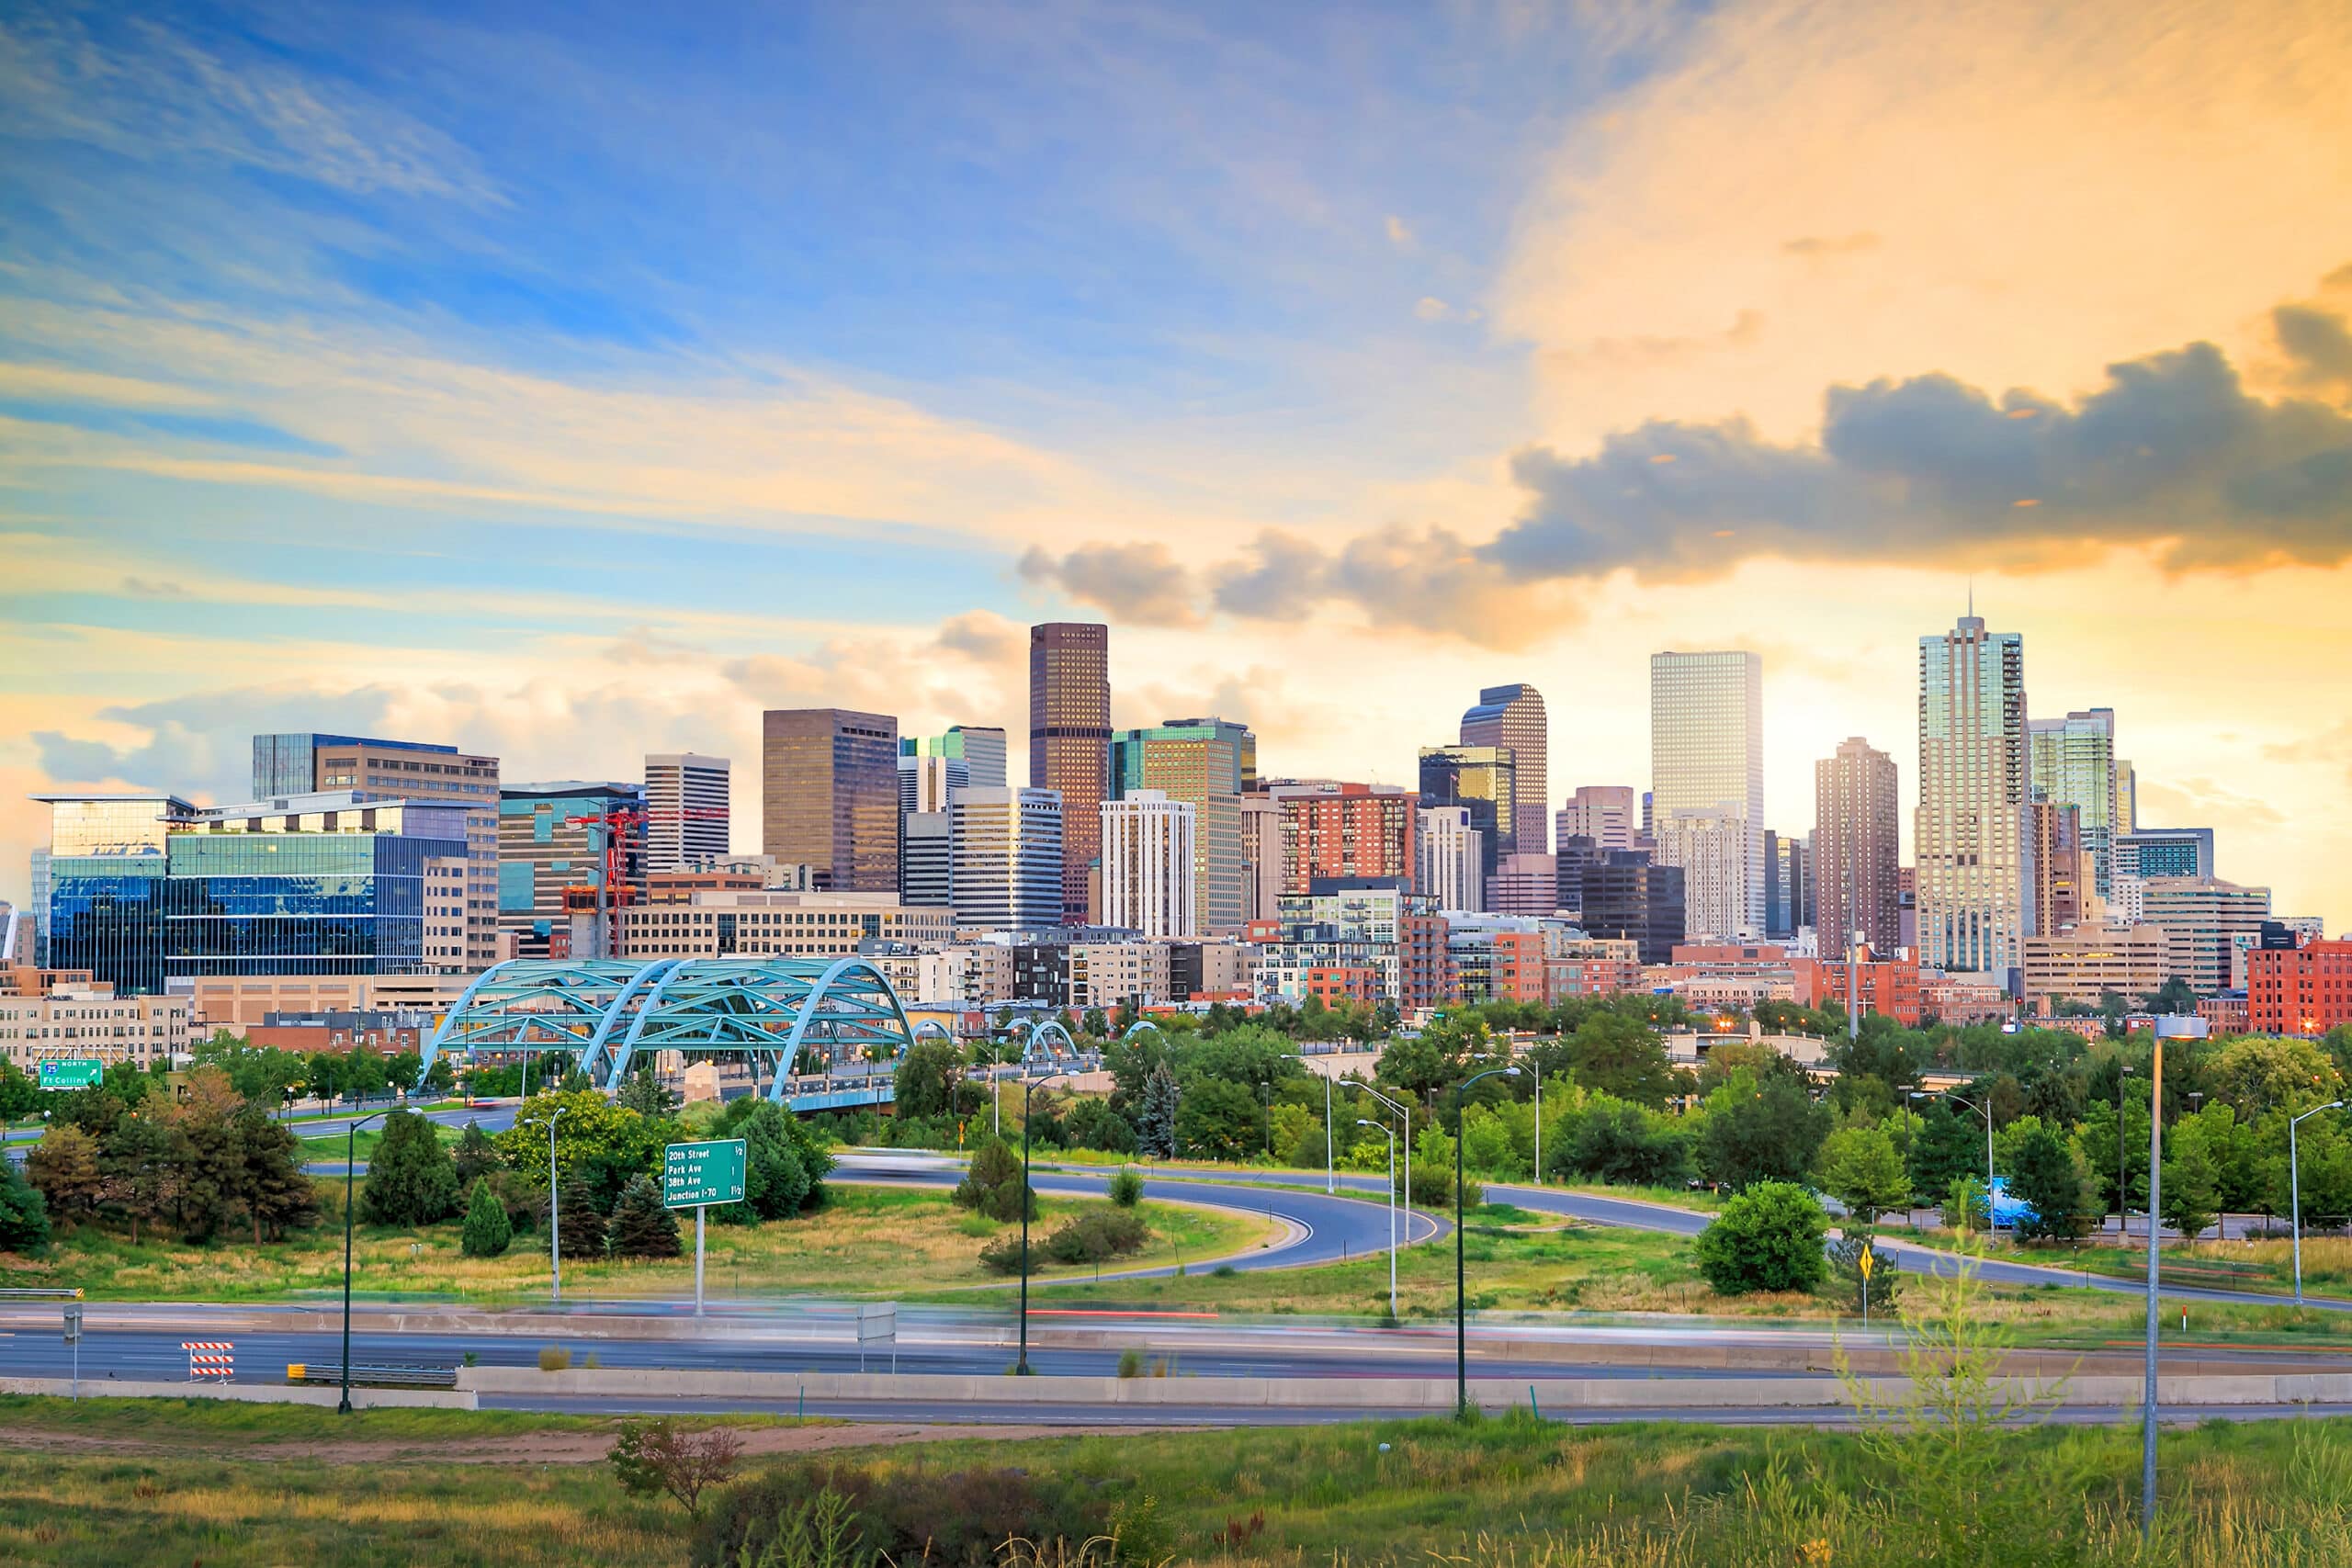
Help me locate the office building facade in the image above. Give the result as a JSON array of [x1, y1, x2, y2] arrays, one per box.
[[2142, 877, 2271, 996], [253, 732, 501, 967], [1459, 683, 1548, 855], [1112, 717, 1250, 933], [1649, 650, 1764, 940], [2247, 940, 2352, 1037], [951, 786, 1064, 931], [1814, 737, 1901, 957], [903, 727, 1007, 792], [1099, 790, 1197, 939], [2111, 827, 2216, 921], [642, 752, 730, 874], [899, 811, 953, 908], [1416, 806, 1483, 912], [1240, 794, 1285, 920], [1577, 849, 1687, 965], [498, 781, 647, 960], [1272, 783, 1417, 892], [1417, 746, 1513, 883], [1763, 829, 1813, 944], [35, 795, 197, 996], [1485, 853, 1559, 919], [1916, 615, 2033, 980], [1556, 785, 1638, 854], [1030, 622, 1112, 922], [2029, 708, 2120, 897], [762, 708, 899, 892]]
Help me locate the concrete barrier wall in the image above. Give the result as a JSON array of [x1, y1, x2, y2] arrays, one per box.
[[457, 1365, 2352, 1411], [0, 1375, 478, 1410]]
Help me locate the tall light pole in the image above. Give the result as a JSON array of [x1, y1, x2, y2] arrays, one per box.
[[1357, 1119, 1397, 1320], [1015, 1070, 1069, 1375], [547, 1103, 569, 1303], [1285, 1055, 1334, 1193], [2290, 1100, 2344, 1306], [2143, 1012, 2207, 1539], [338, 1108, 391, 1414], [1945, 1092, 1996, 1224], [1361, 1083, 1412, 1220], [1453, 1065, 1521, 1416]]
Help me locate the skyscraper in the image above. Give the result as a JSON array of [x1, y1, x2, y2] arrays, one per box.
[[898, 751, 967, 816], [1239, 794, 1284, 920], [1762, 829, 1812, 943], [1417, 745, 1513, 884], [1577, 849, 1686, 965], [1814, 737, 1901, 957], [1415, 806, 1483, 912], [1649, 650, 1764, 940], [761, 708, 899, 892], [498, 781, 648, 960], [642, 752, 730, 873], [252, 731, 502, 968], [903, 727, 1004, 793], [1111, 717, 1250, 934], [2029, 707, 2120, 897], [1270, 783, 1417, 892], [1100, 790, 1197, 938], [1556, 785, 1638, 853], [1916, 614, 2034, 979], [951, 786, 1064, 931], [1459, 683, 1547, 855], [1029, 623, 1111, 923]]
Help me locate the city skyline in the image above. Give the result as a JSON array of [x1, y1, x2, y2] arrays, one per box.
[[4, 2, 2349, 925]]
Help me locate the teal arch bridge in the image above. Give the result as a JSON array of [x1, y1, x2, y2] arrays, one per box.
[[419, 956, 921, 1110]]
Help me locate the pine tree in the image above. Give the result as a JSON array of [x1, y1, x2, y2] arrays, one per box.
[[361, 1108, 463, 1226], [608, 1174, 682, 1258], [2010, 1125, 2097, 1242], [616, 1069, 677, 1118], [451, 1121, 500, 1187], [557, 1173, 607, 1259], [236, 1106, 318, 1242], [1137, 1063, 1181, 1159], [0, 1158, 51, 1253], [461, 1177, 513, 1258]]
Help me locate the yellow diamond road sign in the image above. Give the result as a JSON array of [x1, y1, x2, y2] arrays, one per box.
[[1858, 1245, 1875, 1280]]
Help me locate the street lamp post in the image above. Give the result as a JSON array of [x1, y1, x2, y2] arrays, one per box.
[[1453, 1065, 1521, 1416], [1015, 1070, 1069, 1375], [338, 1108, 391, 1414], [1357, 1119, 1398, 1320], [2143, 1013, 2206, 1539], [1361, 1083, 1412, 1222], [1285, 1055, 1335, 1192], [547, 1103, 569, 1303], [2290, 1100, 2345, 1305], [1943, 1092, 1996, 1225]]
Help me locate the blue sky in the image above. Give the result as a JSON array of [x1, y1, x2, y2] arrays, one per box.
[[4, 0, 2350, 920]]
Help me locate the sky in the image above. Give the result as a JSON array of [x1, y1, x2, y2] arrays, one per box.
[[3, 0, 2349, 925]]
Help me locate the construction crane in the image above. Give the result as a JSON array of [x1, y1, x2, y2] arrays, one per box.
[[560, 806, 729, 960]]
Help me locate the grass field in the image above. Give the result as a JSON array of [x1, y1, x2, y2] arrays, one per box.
[[1877, 1224, 2352, 1298], [2, 1396, 2349, 1565], [0, 1184, 1274, 1304]]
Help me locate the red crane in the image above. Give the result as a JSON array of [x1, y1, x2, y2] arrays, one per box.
[[560, 806, 729, 959]]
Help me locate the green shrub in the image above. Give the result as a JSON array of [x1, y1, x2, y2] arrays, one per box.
[[537, 1345, 571, 1371], [691, 1461, 1102, 1568], [359, 1107, 461, 1226], [0, 1156, 51, 1252], [609, 1174, 682, 1258], [1692, 1180, 1828, 1295], [1040, 1205, 1148, 1265], [1116, 1348, 1145, 1379], [978, 1232, 1035, 1275], [458, 1178, 512, 1258], [953, 1138, 1034, 1223], [1107, 1166, 1145, 1207]]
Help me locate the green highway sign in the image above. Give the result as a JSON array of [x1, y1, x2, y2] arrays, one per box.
[[38, 1060, 106, 1090], [662, 1138, 747, 1209]]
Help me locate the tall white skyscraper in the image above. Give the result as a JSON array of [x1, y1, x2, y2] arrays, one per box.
[[898, 752, 967, 816], [1916, 614, 2034, 978], [2029, 707, 2120, 898], [1415, 806, 1484, 912], [1649, 650, 1764, 941], [642, 752, 730, 873], [950, 786, 1064, 931], [1556, 784, 1638, 852], [1101, 790, 1198, 938]]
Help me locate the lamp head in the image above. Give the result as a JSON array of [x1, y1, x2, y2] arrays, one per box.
[[1502, 1066, 1523, 1077], [1355, 1118, 1381, 1129]]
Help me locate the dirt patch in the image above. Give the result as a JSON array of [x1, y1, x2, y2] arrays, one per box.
[[0, 1419, 1134, 1466]]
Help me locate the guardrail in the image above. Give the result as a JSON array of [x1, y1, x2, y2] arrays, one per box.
[[287, 1362, 460, 1390], [0, 1288, 85, 1300]]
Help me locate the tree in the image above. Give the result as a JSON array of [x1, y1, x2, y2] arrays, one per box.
[[1563, 1094, 1695, 1187], [2160, 1116, 2222, 1240], [893, 1038, 965, 1122], [1173, 1077, 1262, 1160], [1907, 1103, 1985, 1203], [451, 1121, 500, 1188], [1081, 1008, 1110, 1040], [0, 1159, 50, 1252], [1692, 1181, 1828, 1295], [362, 1108, 463, 1226], [609, 1174, 683, 1258], [98, 1112, 183, 1245], [1064, 1096, 1137, 1154], [953, 1137, 1033, 1223], [1136, 1063, 1181, 1158], [1816, 1125, 1911, 1225], [2007, 1125, 2098, 1242], [24, 1124, 104, 1226], [343, 1043, 391, 1102], [711, 1099, 831, 1221], [616, 1068, 678, 1119], [235, 1105, 317, 1242], [164, 1066, 251, 1242], [1699, 1072, 1831, 1191], [461, 1178, 514, 1258], [558, 1173, 608, 1258], [1566, 1013, 1682, 1108], [497, 1090, 667, 1190], [0, 1060, 41, 1122], [307, 1052, 342, 1111], [2204, 1036, 2343, 1120], [608, 1417, 742, 1517]]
